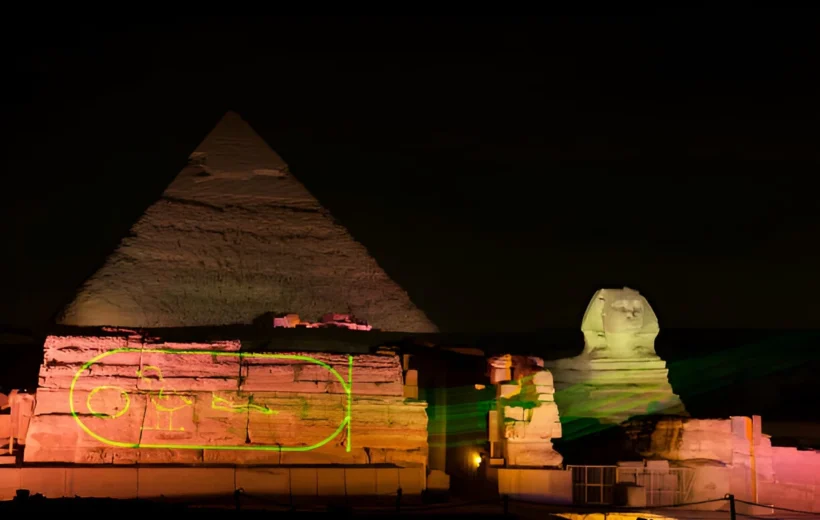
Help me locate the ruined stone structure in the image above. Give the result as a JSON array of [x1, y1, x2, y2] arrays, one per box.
[[58, 112, 436, 333], [489, 355, 563, 468], [544, 287, 686, 428], [25, 333, 428, 467], [625, 415, 820, 513]]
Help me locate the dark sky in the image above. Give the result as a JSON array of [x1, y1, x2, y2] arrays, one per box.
[[2, 14, 820, 335]]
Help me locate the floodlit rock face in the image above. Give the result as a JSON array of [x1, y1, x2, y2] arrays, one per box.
[[490, 355, 563, 468], [545, 288, 686, 427], [58, 111, 436, 333], [623, 416, 820, 511], [24, 334, 428, 465]]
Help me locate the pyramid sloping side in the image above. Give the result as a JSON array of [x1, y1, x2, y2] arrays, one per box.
[[58, 112, 437, 333]]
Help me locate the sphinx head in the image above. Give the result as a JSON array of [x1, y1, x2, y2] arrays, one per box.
[[581, 287, 659, 359]]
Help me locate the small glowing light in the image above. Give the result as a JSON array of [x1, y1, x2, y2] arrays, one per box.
[[474, 384, 486, 390], [472, 453, 482, 468]]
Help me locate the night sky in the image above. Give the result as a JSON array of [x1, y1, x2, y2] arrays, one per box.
[[2, 14, 820, 336]]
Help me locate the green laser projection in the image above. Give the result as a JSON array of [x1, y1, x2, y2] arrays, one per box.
[[70, 349, 353, 452], [211, 393, 277, 415]]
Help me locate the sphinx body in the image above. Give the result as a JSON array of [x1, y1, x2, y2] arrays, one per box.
[[544, 287, 686, 432]]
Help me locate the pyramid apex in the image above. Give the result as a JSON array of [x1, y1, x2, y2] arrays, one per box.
[[165, 108, 301, 207]]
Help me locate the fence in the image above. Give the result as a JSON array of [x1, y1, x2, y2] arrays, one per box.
[[568, 465, 695, 506], [569, 465, 617, 504]]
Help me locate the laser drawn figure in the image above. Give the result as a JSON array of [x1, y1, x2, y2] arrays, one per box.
[[211, 393, 277, 415], [137, 366, 193, 431]]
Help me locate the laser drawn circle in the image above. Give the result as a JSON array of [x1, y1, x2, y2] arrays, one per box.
[[86, 385, 130, 419]]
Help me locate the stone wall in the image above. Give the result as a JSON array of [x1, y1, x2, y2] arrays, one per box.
[[0, 466, 426, 500], [24, 334, 428, 466], [628, 415, 820, 512], [488, 355, 563, 468]]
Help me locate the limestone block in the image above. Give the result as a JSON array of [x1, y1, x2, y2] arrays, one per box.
[[184, 391, 250, 445], [529, 405, 561, 440], [33, 389, 73, 415], [532, 371, 553, 387], [137, 448, 202, 464], [242, 378, 325, 393], [160, 340, 241, 352], [247, 394, 346, 447], [376, 468, 400, 495], [137, 375, 239, 392], [367, 448, 428, 467], [204, 449, 280, 464], [488, 354, 513, 385], [317, 468, 346, 495], [67, 468, 138, 499], [298, 362, 400, 384], [490, 367, 512, 384], [236, 467, 290, 495], [404, 369, 418, 386], [20, 468, 67, 498], [140, 350, 240, 379], [351, 426, 427, 450], [427, 469, 450, 491], [24, 408, 145, 463], [399, 467, 425, 494], [281, 445, 369, 465], [106, 450, 138, 464], [39, 364, 140, 391], [290, 468, 318, 496], [295, 363, 348, 383], [505, 406, 527, 421], [505, 442, 563, 467], [346, 467, 377, 495], [0, 468, 20, 501], [504, 420, 528, 440], [137, 467, 234, 498], [498, 468, 572, 504], [42, 335, 129, 364], [346, 381, 404, 396], [499, 384, 520, 399], [240, 364, 295, 390], [404, 385, 419, 399], [641, 418, 734, 462]]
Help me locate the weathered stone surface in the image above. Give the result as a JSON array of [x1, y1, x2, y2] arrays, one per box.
[[27, 336, 427, 465], [56, 111, 437, 333], [627, 417, 735, 462], [505, 442, 563, 467], [493, 359, 563, 468], [203, 449, 280, 465], [367, 447, 428, 467]]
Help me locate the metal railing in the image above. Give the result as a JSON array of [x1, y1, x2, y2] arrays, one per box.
[[568, 465, 617, 504], [617, 466, 695, 506], [567, 464, 695, 506]]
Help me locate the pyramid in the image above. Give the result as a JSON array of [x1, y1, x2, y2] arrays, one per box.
[[58, 112, 437, 333]]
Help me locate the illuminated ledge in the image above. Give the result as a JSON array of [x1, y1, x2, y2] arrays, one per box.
[[548, 357, 670, 370], [0, 465, 428, 500], [15, 462, 425, 469]]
